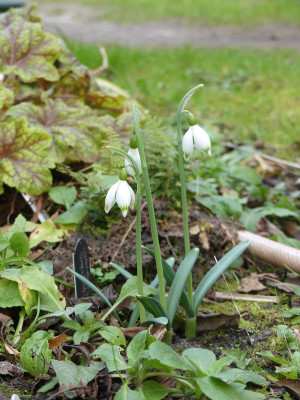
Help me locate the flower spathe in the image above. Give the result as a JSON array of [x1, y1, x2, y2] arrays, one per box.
[[125, 147, 142, 177], [105, 177, 135, 218], [182, 124, 212, 161]]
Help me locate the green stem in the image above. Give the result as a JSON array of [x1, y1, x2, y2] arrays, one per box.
[[132, 106, 167, 311], [107, 146, 146, 322], [176, 84, 203, 307], [13, 308, 26, 345]]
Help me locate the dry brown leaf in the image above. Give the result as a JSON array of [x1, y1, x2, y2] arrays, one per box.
[[277, 379, 300, 398], [196, 313, 239, 331], [49, 333, 67, 350], [199, 231, 210, 250], [237, 274, 267, 293], [189, 225, 200, 235]]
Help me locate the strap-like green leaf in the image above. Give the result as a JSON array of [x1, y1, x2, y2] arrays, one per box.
[[167, 248, 199, 326], [142, 245, 193, 317], [137, 296, 170, 329], [110, 262, 133, 279], [193, 241, 251, 314]]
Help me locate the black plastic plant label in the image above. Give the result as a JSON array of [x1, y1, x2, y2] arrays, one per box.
[[73, 238, 93, 298]]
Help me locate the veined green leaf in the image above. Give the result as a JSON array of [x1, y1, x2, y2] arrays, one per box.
[[149, 341, 194, 371], [20, 331, 52, 375], [167, 248, 199, 325], [193, 241, 251, 314], [0, 118, 53, 194], [0, 14, 59, 82], [7, 98, 103, 163]]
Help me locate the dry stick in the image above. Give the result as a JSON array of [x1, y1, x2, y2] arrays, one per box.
[[214, 256, 253, 345], [111, 201, 147, 263], [89, 46, 109, 77], [222, 141, 300, 170]]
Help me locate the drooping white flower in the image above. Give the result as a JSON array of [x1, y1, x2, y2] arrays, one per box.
[[11, 395, 21, 400], [182, 122, 211, 161], [105, 169, 135, 217], [125, 135, 142, 178], [125, 147, 142, 177], [0, 73, 4, 81]]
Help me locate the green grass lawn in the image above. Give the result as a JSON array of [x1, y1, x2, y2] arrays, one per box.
[[68, 41, 300, 161], [39, 0, 300, 26]]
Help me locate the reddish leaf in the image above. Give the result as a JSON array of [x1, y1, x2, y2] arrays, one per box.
[[0, 11, 59, 82], [0, 117, 53, 194], [7, 98, 103, 162]]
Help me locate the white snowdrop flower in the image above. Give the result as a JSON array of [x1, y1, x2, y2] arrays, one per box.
[[125, 135, 142, 178], [182, 113, 211, 161], [0, 73, 4, 81], [11, 395, 21, 400], [105, 169, 135, 217]]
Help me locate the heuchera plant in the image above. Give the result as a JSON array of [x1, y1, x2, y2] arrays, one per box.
[[0, 6, 134, 195]]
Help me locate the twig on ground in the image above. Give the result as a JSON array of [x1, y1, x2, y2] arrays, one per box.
[[222, 141, 300, 170]]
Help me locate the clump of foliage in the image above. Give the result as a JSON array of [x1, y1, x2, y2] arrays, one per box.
[[0, 6, 134, 195]]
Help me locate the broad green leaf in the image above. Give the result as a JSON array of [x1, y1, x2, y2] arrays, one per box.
[[229, 166, 261, 185], [54, 202, 87, 225], [141, 380, 171, 400], [62, 320, 82, 331], [291, 351, 300, 367], [91, 344, 128, 372], [51, 360, 103, 389], [19, 265, 66, 311], [99, 326, 126, 347], [215, 369, 267, 386], [0, 279, 24, 307], [8, 214, 27, 235], [207, 357, 234, 375], [149, 341, 194, 371], [196, 195, 243, 217], [41, 303, 92, 319], [73, 329, 90, 344], [20, 331, 51, 375], [109, 276, 157, 315], [0, 86, 14, 109], [48, 186, 77, 210], [241, 206, 300, 233], [196, 376, 246, 400], [115, 385, 144, 400], [126, 330, 147, 364], [0, 15, 59, 82], [37, 376, 59, 393], [29, 220, 66, 248], [8, 98, 103, 163], [223, 350, 251, 369], [9, 232, 30, 257], [38, 260, 53, 275], [193, 241, 251, 314], [18, 280, 38, 314], [167, 248, 199, 325], [183, 348, 216, 374], [258, 351, 288, 365], [0, 118, 53, 194]]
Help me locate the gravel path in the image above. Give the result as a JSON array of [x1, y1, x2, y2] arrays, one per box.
[[27, 2, 300, 50]]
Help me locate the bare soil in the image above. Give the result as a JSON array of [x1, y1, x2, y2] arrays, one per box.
[[26, 1, 300, 49]]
